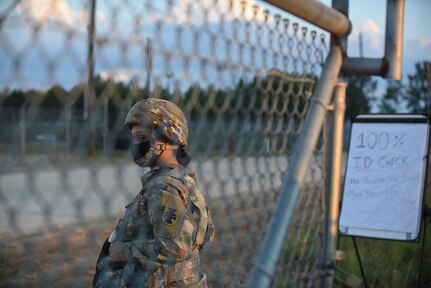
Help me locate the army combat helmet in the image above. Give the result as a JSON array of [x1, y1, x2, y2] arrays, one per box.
[[125, 98, 190, 166]]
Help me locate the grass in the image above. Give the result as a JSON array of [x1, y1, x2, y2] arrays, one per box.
[[335, 189, 431, 288], [336, 236, 430, 287]]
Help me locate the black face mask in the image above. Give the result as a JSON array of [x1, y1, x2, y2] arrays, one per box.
[[131, 141, 151, 162]]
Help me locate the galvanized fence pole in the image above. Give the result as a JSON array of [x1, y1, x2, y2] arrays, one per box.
[[322, 81, 346, 287], [86, 0, 97, 156], [321, 2, 349, 287], [384, 0, 405, 80], [247, 45, 344, 288], [264, 0, 351, 37]]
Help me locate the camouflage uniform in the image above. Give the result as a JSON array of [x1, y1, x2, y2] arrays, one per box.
[[94, 99, 214, 287]]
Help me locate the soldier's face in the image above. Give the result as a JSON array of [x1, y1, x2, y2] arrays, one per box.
[[130, 125, 156, 167], [131, 125, 151, 144]]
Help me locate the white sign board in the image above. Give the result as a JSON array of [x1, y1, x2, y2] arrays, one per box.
[[339, 114, 430, 241]]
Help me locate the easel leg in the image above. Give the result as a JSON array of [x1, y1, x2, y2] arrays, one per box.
[[417, 206, 430, 288], [352, 237, 368, 288]]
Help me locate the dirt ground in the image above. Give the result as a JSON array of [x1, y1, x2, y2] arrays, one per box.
[[0, 198, 262, 288], [0, 216, 116, 287], [0, 186, 308, 288]]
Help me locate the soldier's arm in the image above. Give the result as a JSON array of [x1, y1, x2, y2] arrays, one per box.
[[124, 182, 194, 266], [146, 184, 194, 264]]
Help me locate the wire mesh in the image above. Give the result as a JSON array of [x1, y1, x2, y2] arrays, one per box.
[[0, 0, 328, 287]]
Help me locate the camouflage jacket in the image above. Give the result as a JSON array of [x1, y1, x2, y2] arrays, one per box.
[[109, 165, 214, 287]]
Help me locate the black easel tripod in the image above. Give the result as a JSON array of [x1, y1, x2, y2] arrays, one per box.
[[418, 205, 431, 288]]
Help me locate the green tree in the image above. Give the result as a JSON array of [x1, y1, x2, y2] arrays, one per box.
[[404, 61, 431, 113], [345, 75, 377, 120], [3, 89, 25, 107], [379, 80, 404, 113], [40, 85, 64, 120]]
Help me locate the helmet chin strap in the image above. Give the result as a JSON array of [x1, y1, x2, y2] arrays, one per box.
[[153, 144, 180, 151], [151, 144, 180, 166]]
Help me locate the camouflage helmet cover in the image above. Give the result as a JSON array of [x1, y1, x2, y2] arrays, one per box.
[[125, 98, 188, 147]]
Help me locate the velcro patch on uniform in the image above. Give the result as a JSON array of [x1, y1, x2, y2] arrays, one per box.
[[162, 207, 179, 225]]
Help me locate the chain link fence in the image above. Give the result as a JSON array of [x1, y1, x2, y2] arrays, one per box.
[[0, 0, 328, 286]]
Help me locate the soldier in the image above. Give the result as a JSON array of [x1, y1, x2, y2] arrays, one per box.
[[94, 98, 214, 287]]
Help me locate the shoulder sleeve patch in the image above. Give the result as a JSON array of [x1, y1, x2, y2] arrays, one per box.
[[151, 190, 186, 239], [162, 206, 179, 225]]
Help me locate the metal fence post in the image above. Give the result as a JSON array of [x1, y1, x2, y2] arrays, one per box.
[[322, 81, 346, 287], [20, 103, 26, 156], [247, 45, 343, 288], [321, 0, 349, 288], [385, 0, 405, 80], [321, 1, 349, 285], [86, 0, 97, 156]]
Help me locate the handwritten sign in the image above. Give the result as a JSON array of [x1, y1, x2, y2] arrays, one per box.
[[339, 115, 430, 241]]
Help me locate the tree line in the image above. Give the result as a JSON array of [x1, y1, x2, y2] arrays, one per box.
[[1, 60, 428, 121], [0, 60, 428, 154], [0, 72, 317, 126], [346, 60, 431, 119]]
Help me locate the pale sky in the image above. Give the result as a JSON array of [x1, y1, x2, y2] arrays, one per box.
[[261, 0, 431, 79], [0, 0, 429, 89], [339, 0, 430, 78]]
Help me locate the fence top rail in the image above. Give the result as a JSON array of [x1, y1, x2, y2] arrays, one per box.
[[264, 0, 351, 37]]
